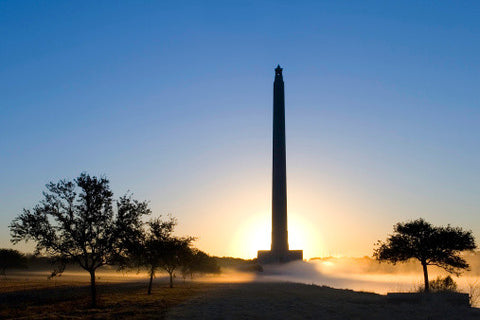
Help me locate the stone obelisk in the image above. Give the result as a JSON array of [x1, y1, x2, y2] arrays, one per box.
[[271, 65, 288, 255], [257, 65, 303, 264]]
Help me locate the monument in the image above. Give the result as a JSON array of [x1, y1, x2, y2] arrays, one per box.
[[257, 65, 303, 264]]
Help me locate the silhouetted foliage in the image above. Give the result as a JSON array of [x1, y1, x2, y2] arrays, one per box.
[[179, 249, 220, 281], [426, 275, 458, 293], [124, 216, 197, 292], [9, 173, 150, 306], [126, 216, 176, 294], [0, 249, 27, 278], [374, 218, 476, 292], [215, 257, 262, 272], [192, 250, 220, 274], [159, 236, 195, 288]]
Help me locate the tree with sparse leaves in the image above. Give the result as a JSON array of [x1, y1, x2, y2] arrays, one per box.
[[127, 216, 176, 294], [159, 235, 195, 288], [124, 216, 195, 292], [9, 173, 150, 306], [0, 249, 27, 278], [374, 218, 476, 292]]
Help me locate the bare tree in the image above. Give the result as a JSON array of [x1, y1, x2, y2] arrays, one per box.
[[9, 173, 150, 306]]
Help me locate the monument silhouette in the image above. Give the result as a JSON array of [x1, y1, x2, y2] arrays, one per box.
[[257, 66, 303, 264]]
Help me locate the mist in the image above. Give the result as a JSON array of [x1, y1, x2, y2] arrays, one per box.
[[9, 253, 480, 296], [194, 253, 480, 295], [251, 255, 480, 294]]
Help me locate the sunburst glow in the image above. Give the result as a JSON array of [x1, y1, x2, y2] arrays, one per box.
[[229, 211, 324, 260]]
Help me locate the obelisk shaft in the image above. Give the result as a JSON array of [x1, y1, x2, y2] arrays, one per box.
[[271, 65, 288, 255], [257, 65, 302, 264]]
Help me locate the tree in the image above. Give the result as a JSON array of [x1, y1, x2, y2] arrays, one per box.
[[190, 250, 220, 275], [0, 249, 27, 278], [159, 236, 195, 288], [374, 218, 476, 292], [179, 246, 195, 282], [179, 249, 220, 281], [124, 216, 195, 293], [428, 275, 457, 292], [9, 173, 150, 306], [128, 216, 177, 295]]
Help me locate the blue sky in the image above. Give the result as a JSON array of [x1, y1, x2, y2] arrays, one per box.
[[1, 1, 479, 258]]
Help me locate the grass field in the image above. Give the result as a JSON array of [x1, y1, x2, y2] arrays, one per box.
[[2, 271, 480, 319], [1, 273, 213, 319]]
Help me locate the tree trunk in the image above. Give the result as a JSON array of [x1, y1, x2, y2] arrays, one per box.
[[422, 261, 429, 293], [169, 272, 173, 288], [90, 270, 97, 307], [148, 268, 154, 295]]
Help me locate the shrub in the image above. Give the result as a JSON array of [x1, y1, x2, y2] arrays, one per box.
[[418, 276, 458, 293]]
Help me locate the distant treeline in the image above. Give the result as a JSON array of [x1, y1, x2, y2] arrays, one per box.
[[3, 252, 262, 274], [9, 251, 480, 276], [213, 257, 263, 272]]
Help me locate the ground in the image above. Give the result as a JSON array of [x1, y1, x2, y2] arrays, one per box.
[[167, 282, 480, 320], [1, 278, 211, 319], [1, 273, 480, 319]]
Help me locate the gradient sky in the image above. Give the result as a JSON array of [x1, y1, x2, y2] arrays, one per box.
[[1, 1, 479, 259]]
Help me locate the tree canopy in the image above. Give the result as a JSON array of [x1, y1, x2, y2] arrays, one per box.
[[126, 216, 178, 294], [158, 236, 195, 288], [374, 218, 476, 292], [125, 216, 218, 292], [9, 173, 150, 306], [179, 249, 220, 281]]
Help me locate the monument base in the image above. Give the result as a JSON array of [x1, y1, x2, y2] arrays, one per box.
[[257, 250, 303, 264]]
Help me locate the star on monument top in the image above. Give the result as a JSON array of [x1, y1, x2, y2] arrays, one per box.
[[275, 65, 283, 76]]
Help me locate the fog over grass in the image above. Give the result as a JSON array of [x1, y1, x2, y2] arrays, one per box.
[[5, 253, 480, 297], [198, 253, 480, 296], [249, 255, 480, 295]]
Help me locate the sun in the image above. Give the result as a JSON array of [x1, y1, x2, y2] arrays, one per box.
[[229, 211, 324, 260], [288, 212, 324, 260], [229, 212, 270, 259]]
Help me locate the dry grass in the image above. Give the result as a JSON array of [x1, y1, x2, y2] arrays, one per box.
[[2, 272, 480, 319], [468, 279, 480, 307], [1, 275, 213, 320]]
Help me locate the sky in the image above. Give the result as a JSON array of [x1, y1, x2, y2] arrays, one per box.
[[1, 1, 479, 260]]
